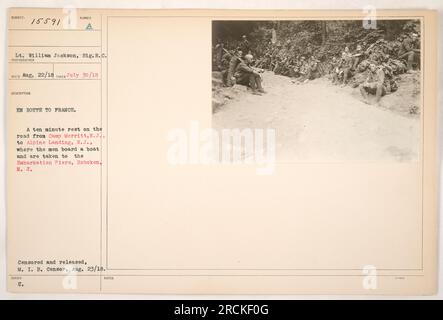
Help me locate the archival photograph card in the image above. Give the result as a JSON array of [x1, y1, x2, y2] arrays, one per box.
[[6, 8, 438, 294]]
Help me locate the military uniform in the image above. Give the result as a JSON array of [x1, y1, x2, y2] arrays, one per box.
[[361, 67, 386, 96], [224, 55, 241, 86], [340, 52, 353, 84], [351, 49, 364, 70], [214, 43, 224, 71], [240, 39, 251, 56], [398, 36, 417, 70], [306, 60, 319, 80], [234, 62, 264, 93]]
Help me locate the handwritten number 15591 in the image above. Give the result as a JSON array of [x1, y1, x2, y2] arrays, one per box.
[[30, 18, 61, 26]]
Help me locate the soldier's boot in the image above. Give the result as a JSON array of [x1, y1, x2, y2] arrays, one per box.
[[374, 84, 384, 104], [249, 74, 262, 95], [359, 84, 369, 104], [256, 77, 266, 94]]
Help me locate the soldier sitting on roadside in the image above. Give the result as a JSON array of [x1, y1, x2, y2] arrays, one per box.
[[351, 44, 364, 70], [295, 56, 310, 83], [234, 54, 266, 95], [398, 33, 420, 71], [340, 50, 353, 86], [359, 62, 386, 105], [331, 56, 341, 84], [306, 57, 320, 81], [222, 48, 243, 87]]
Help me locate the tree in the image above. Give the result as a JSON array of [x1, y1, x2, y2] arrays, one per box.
[[320, 21, 328, 44]]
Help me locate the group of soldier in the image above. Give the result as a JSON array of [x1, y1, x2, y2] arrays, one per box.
[[359, 32, 419, 104], [214, 35, 266, 95], [213, 31, 420, 103]]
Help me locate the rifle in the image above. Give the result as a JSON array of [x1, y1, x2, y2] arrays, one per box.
[[222, 48, 244, 64], [222, 48, 264, 74]]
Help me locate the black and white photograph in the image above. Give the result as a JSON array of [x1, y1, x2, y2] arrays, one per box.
[[2, 3, 440, 301], [212, 19, 422, 162]]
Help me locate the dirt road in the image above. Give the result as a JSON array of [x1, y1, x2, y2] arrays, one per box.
[[212, 72, 420, 162]]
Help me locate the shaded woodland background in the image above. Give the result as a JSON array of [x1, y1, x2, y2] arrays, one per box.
[[212, 20, 420, 61]]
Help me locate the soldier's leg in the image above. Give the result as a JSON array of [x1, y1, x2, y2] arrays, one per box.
[[225, 70, 232, 86], [248, 74, 257, 90], [273, 62, 279, 73], [342, 68, 350, 84], [235, 74, 249, 87], [332, 72, 338, 84], [407, 51, 415, 70], [248, 74, 262, 95], [374, 84, 385, 103], [359, 84, 369, 103], [221, 70, 230, 86], [254, 74, 265, 93], [399, 52, 414, 70], [352, 57, 359, 70], [305, 69, 312, 81]]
